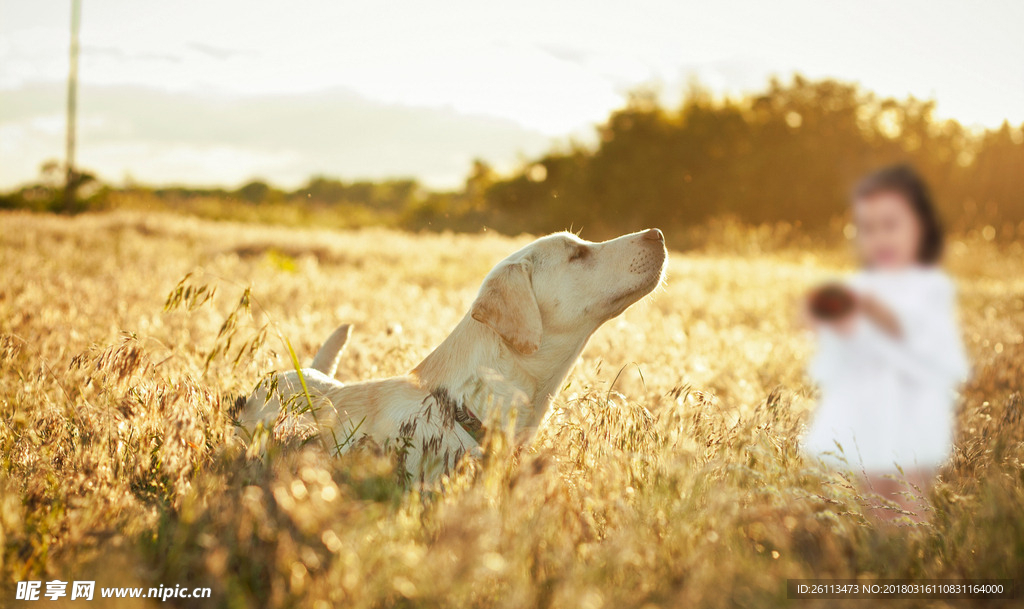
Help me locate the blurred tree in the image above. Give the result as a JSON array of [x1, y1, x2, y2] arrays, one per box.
[[479, 76, 1024, 240], [236, 180, 274, 204]]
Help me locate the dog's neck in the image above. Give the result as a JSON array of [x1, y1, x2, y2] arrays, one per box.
[[413, 315, 592, 436]]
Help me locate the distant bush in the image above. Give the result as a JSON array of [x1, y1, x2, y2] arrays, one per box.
[[0, 160, 108, 213]]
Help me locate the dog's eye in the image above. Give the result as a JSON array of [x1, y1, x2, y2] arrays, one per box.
[[569, 246, 588, 262]]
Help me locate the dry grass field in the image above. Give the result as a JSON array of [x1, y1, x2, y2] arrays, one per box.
[[1, 210, 1022, 608]]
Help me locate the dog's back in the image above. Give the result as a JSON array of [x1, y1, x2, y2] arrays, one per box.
[[236, 323, 354, 440]]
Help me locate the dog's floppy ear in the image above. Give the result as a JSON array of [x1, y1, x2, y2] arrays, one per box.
[[471, 261, 542, 355]]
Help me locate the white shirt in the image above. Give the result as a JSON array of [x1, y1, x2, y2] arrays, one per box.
[[803, 267, 969, 473]]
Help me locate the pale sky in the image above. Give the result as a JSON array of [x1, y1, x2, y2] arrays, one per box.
[[1, 0, 1023, 189]]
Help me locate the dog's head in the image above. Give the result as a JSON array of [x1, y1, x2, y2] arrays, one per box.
[[471, 229, 667, 354]]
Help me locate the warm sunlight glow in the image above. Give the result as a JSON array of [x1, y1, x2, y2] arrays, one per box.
[[1, 0, 1022, 188]]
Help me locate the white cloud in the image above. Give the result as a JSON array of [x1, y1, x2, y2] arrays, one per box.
[[0, 85, 554, 188]]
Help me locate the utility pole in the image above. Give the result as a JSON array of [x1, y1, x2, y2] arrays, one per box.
[[64, 0, 81, 212]]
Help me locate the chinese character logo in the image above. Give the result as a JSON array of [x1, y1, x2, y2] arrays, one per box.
[[71, 581, 96, 600]]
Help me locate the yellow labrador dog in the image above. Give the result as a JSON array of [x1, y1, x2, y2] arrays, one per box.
[[238, 229, 666, 481]]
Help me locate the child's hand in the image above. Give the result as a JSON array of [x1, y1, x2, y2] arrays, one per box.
[[828, 306, 859, 335], [805, 283, 858, 335], [858, 293, 903, 338]]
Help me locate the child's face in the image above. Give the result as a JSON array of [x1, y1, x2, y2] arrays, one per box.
[[853, 191, 923, 270]]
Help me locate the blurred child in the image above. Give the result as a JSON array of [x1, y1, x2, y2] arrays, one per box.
[[802, 165, 969, 520]]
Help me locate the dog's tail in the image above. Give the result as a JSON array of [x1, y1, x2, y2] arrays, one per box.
[[310, 323, 353, 377]]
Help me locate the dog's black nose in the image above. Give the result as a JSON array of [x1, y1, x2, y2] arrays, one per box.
[[643, 228, 664, 242]]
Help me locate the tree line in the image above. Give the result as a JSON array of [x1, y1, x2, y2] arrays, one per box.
[[4, 76, 1022, 241], [470, 76, 1023, 239]]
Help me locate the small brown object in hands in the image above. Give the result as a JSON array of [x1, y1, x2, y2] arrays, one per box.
[[809, 283, 856, 321]]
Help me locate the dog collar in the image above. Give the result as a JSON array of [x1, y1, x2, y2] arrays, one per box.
[[454, 405, 486, 444], [431, 387, 488, 445]]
